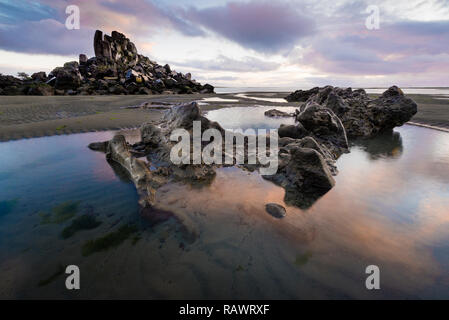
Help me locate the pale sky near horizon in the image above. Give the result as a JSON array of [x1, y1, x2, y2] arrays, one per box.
[[0, 0, 448, 88]]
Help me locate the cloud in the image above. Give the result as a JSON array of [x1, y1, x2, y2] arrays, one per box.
[[0, 0, 55, 24], [0, 19, 93, 55], [296, 19, 449, 76], [171, 55, 280, 72], [182, 1, 316, 53]]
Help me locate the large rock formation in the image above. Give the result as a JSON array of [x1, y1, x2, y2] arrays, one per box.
[[0, 30, 214, 96], [90, 102, 340, 210], [285, 86, 417, 138]]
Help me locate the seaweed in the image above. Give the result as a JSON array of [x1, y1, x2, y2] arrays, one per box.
[[295, 251, 313, 267], [55, 125, 67, 131], [37, 265, 64, 287], [40, 200, 80, 224], [0, 198, 19, 217], [81, 224, 138, 256], [61, 214, 102, 239]]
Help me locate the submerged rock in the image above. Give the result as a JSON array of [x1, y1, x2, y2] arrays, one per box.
[[265, 203, 286, 218]]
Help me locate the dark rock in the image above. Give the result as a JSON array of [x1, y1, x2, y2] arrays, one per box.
[[296, 102, 349, 155], [288, 85, 417, 138], [90, 102, 338, 211], [265, 203, 286, 218], [0, 29, 212, 95], [79, 54, 88, 65], [88, 141, 109, 152], [31, 72, 47, 82], [264, 146, 335, 209], [200, 83, 215, 94], [27, 83, 54, 96], [278, 123, 308, 139], [285, 87, 319, 102], [264, 109, 294, 117], [50, 64, 82, 90]]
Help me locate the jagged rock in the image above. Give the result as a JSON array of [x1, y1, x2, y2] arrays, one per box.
[[265, 203, 286, 218], [27, 83, 54, 96], [1, 30, 214, 95], [90, 102, 339, 211], [79, 54, 87, 65], [296, 102, 349, 155], [264, 109, 294, 117], [278, 123, 308, 139], [31, 72, 47, 82], [200, 83, 215, 94], [264, 146, 335, 209], [285, 87, 320, 102], [49, 63, 83, 90], [288, 86, 417, 138]]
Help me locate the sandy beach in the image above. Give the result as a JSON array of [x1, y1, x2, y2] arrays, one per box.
[[0, 92, 448, 141]]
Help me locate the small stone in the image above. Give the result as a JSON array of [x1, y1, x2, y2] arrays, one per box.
[[265, 203, 286, 218]]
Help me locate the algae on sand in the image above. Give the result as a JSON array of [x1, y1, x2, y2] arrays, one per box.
[[37, 265, 64, 287], [81, 224, 138, 256], [295, 251, 313, 267], [40, 200, 80, 224], [61, 214, 102, 239]]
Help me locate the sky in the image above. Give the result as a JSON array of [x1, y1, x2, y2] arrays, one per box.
[[0, 0, 448, 88]]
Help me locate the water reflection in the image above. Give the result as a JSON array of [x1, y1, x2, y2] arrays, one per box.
[[0, 122, 449, 299], [352, 130, 403, 160]]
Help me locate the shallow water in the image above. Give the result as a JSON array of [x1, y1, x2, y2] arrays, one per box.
[[0, 108, 449, 299], [206, 106, 297, 131], [235, 93, 288, 103]]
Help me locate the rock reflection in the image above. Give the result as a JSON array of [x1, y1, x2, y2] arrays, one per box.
[[352, 130, 403, 160], [107, 159, 134, 183]]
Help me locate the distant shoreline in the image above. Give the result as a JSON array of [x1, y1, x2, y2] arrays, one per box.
[[1, 92, 448, 142]]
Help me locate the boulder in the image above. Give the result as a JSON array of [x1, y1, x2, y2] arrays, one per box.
[[285, 87, 319, 102], [264, 109, 294, 117], [278, 123, 307, 139], [287, 86, 417, 138], [50, 64, 82, 90], [265, 203, 286, 218], [27, 84, 54, 96], [31, 72, 47, 82]]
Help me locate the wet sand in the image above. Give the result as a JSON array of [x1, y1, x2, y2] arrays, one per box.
[[0, 93, 448, 141]]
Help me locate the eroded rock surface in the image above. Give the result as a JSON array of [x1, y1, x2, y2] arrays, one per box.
[[0, 30, 214, 96], [287, 86, 417, 138], [90, 101, 341, 210]]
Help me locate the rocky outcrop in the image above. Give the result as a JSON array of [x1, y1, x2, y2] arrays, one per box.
[[286, 86, 417, 138], [264, 109, 294, 117], [285, 87, 320, 102], [265, 136, 337, 208], [90, 102, 341, 210], [0, 30, 214, 96]]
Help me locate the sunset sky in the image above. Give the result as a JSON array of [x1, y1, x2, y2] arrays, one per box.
[[0, 0, 448, 88]]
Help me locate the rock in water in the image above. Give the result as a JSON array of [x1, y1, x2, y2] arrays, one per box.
[[287, 86, 417, 138], [264, 109, 294, 117], [265, 203, 286, 218]]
